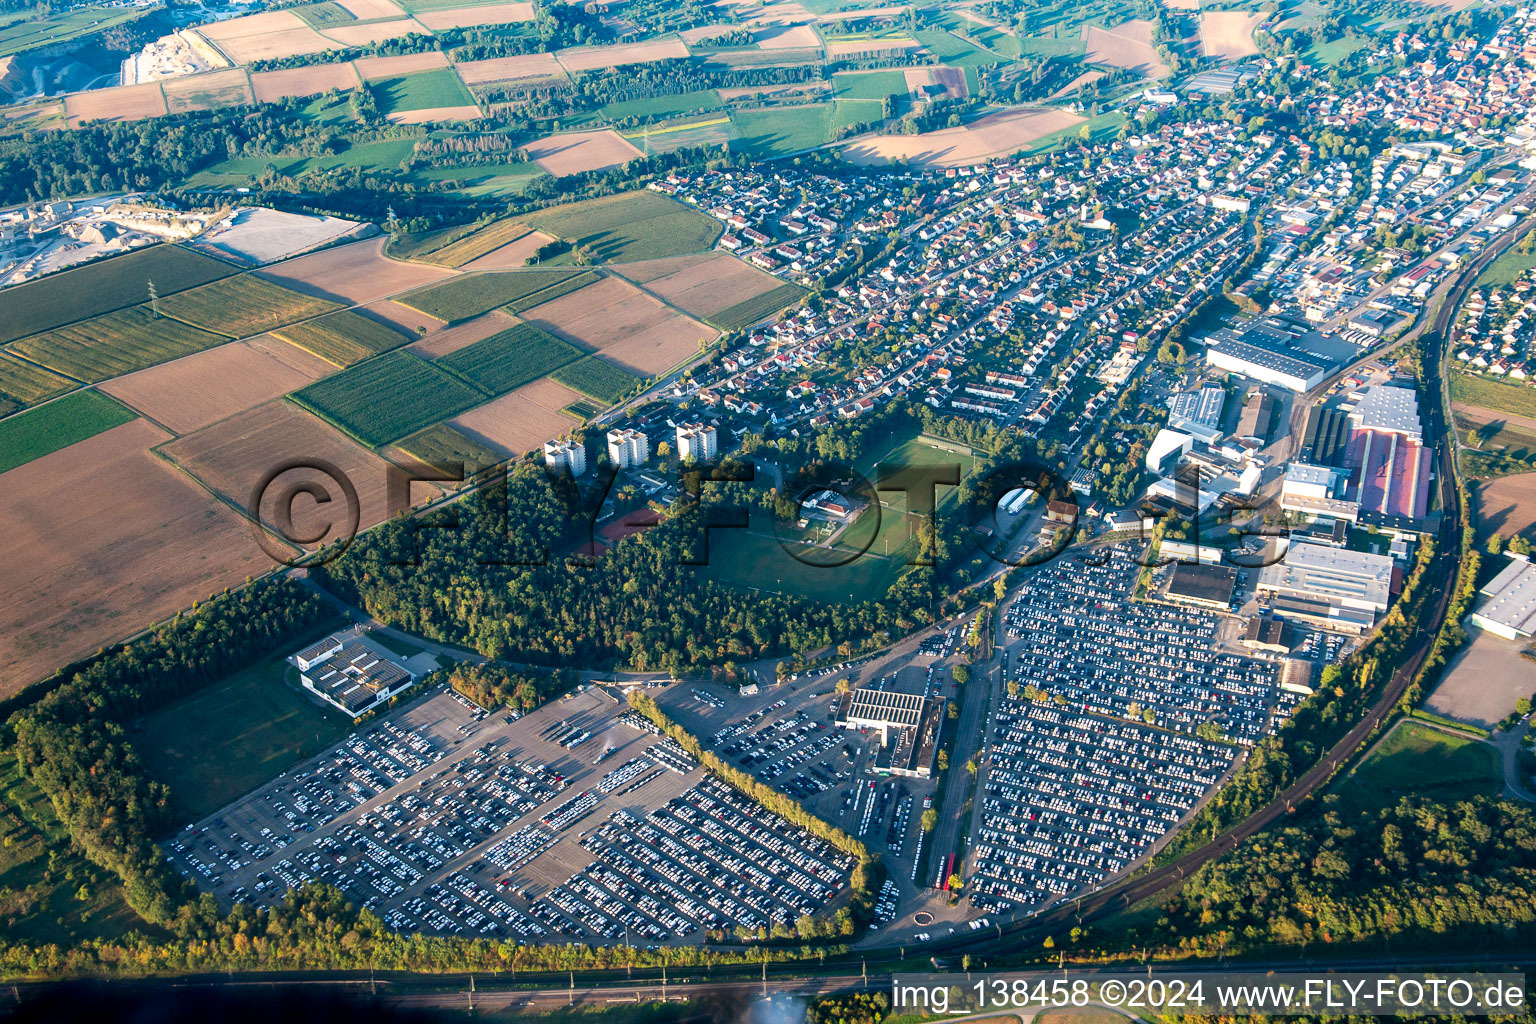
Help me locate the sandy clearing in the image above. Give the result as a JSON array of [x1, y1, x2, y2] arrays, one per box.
[[449, 378, 584, 457], [526, 129, 644, 177], [454, 51, 564, 84], [457, 230, 558, 271], [1200, 10, 1264, 60], [64, 82, 167, 126], [100, 336, 335, 435], [1475, 473, 1536, 541], [354, 50, 450, 80], [615, 251, 785, 319], [522, 275, 716, 375], [556, 38, 689, 73], [841, 106, 1083, 167], [250, 62, 361, 102], [756, 25, 820, 49], [0, 418, 271, 696], [320, 20, 433, 47], [407, 310, 519, 358], [825, 38, 919, 56], [257, 236, 455, 305], [385, 103, 483, 124], [213, 27, 335, 64], [338, 0, 405, 17], [163, 400, 434, 539], [415, 2, 534, 29], [162, 68, 253, 113]]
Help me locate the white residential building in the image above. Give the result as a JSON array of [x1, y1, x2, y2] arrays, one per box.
[[544, 439, 587, 477], [676, 422, 718, 461], [606, 428, 649, 468]]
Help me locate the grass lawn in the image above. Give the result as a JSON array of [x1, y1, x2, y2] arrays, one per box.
[[831, 69, 909, 100], [1305, 35, 1370, 66], [134, 634, 354, 819], [600, 90, 723, 122], [183, 139, 420, 187], [695, 523, 908, 603], [1451, 371, 1536, 421], [372, 68, 476, 114], [832, 98, 884, 132], [1342, 719, 1501, 810], [523, 190, 724, 263], [407, 161, 547, 196], [912, 29, 1002, 67], [1476, 242, 1536, 288], [398, 422, 507, 474], [1024, 108, 1127, 154], [0, 760, 148, 947], [730, 104, 833, 157], [0, 390, 136, 475]]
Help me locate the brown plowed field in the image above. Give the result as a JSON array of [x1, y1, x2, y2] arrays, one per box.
[[556, 38, 688, 73], [162, 400, 434, 539], [457, 230, 557, 271], [407, 310, 519, 358], [416, 3, 534, 29], [841, 106, 1082, 167], [100, 336, 335, 435], [449, 377, 583, 457], [454, 52, 564, 84], [525, 129, 643, 177], [320, 20, 432, 47], [521, 275, 715, 375], [1199, 11, 1264, 60], [250, 63, 361, 102], [354, 50, 450, 80], [614, 251, 784, 319], [64, 83, 167, 126], [1475, 473, 1536, 542], [162, 69, 254, 113], [0, 418, 270, 696], [257, 236, 454, 304], [1083, 20, 1169, 77]]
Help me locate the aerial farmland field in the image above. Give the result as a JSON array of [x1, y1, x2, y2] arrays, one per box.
[[0, 244, 237, 345], [0, 417, 270, 696], [0, 352, 75, 410], [371, 68, 477, 115], [8, 306, 230, 382], [394, 422, 507, 475], [101, 337, 337, 435], [436, 322, 584, 394], [522, 190, 723, 263], [449, 377, 585, 457], [258, 236, 453, 304], [615, 251, 801, 325], [394, 269, 583, 322], [0, 389, 136, 475], [521, 274, 716, 375], [410, 219, 535, 267], [708, 283, 810, 330], [157, 275, 343, 337], [291, 348, 488, 445], [549, 356, 642, 404], [272, 309, 411, 367]]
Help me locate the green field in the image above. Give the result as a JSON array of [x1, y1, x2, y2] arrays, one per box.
[[1025, 108, 1128, 154], [503, 270, 599, 313], [404, 161, 547, 197], [600, 90, 724, 122], [832, 99, 885, 132], [831, 69, 909, 100], [1344, 720, 1501, 808], [158, 275, 342, 337], [0, 390, 136, 475], [272, 309, 410, 367], [0, 351, 75, 408], [438, 322, 584, 394], [292, 349, 488, 446], [372, 68, 476, 115], [411, 219, 533, 268], [9, 305, 230, 382], [730, 105, 833, 157], [550, 356, 642, 404], [707, 282, 808, 331], [0, 4, 149, 58], [1451, 371, 1536, 421], [562, 398, 603, 420], [396, 269, 583, 322], [0, 760, 144, 947], [523, 190, 724, 263], [0, 244, 237, 345], [182, 139, 420, 188], [134, 633, 354, 819], [293, 1, 357, 27], [397, 422, 507, 474], [1476, 243, 1536, 288], [912, 29, 1001, 67]]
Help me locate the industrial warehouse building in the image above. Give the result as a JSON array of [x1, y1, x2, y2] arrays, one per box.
[[1165, 563, 1238, 610], [1203, 316, 1344, 392], [1257, 542, 1396, 633], [1468, 556, 1536, 640], [834, 687, 941, 778], [294, 635, 414, 715]]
